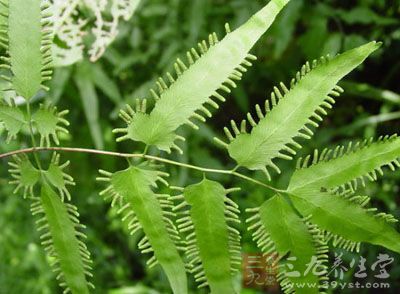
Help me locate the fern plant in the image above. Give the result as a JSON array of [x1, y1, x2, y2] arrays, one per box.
[[1, 0, 399, 293]]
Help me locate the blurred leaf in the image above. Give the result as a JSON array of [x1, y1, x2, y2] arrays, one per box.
[[232, 84, 249, 112], [336, 6, 398, 25], [339, 111, 400, 134], [48, 67, 72, 104], [341, 81, 400, 105], [344, 34, 368, 51], [91, 63, 122, 105], [298, 15, 328, 58], [269, 0, 303, 59], [321, 33, 342, 56], [108, 285, 159, 294], [74, 62, 104, 149]]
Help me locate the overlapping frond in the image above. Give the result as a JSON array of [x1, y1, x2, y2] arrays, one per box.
[[3, 0, 53, 99], [32, 104, 69, 147], [32, 182, 94, 294], [113, 0, 289, 153], [216, 42, 381, 180], [288, 134, 400, 193], [0, 97, 26, 142], [318, 187, 398, 252], [289, 191, 400, 254], [8, 154, 40, 198], [43, 153, 75, 201], [171, 180, 241, 293], [246, 195, 328, 294], [96, 165, 187, 294]]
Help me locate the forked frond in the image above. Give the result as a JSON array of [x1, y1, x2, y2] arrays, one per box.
[[172, 180, 241, 293], [216, 42, 381, 180], [96, 165, 187, 294], [288, 134, 400, 193], [3, 0, 53, 99], [0, 97, 26, 142], [32, 104, 70, 147], [289, 191, 400, 254], [8, 154, 40, 198], [246, 195, 328, 294], [32, 182, 94, 294], [43, 153, 75, 201], [113, 0, 289, 153]]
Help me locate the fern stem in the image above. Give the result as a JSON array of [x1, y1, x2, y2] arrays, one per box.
[[26, 103, 43, 170], [0, 147, 283, 192]]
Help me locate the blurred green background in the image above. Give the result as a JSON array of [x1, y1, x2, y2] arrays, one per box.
[[1, 0, 400, 293]]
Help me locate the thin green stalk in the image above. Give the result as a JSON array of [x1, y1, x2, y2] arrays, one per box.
[[26, 103, 43, 170], [0, 146, 283, 193]]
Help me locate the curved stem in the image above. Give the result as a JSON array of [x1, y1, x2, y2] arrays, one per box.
[[0, 146, 283, 193], [26, 103, 43, 170]]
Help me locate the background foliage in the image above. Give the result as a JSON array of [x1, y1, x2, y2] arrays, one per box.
[[1, 0, 399, 293]]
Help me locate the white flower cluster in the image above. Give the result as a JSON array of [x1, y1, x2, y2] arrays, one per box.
[[51, 0, 140, 66]]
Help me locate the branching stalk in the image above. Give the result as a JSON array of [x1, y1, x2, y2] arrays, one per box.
[[0, 146, 283, 192]]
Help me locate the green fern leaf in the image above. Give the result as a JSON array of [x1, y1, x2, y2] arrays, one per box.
[[32, 104, 69, 147], [288, 135, 400, 193], [43, 153, 75, 201], [0, 0, 7, 50], [97, 166, 187, 294], [320, 192, 396, 252], [5, 0, 52, 99], [0, 98, 26, 142], [32, 182, 94, 293], [113, 0, 289, 153], [217, 42, 380, 180], [289, 191, 400, 254], [8, 154, 40, 198], [247, 195, 327, 294], [173, 179, 241, 293]]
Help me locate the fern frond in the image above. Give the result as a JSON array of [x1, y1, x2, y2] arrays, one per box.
[[8, 154, 40, 198], [246, 195, 327, 294], [5, 0, 53, 99], [97, 165, 187, 294], [113, 0, 289, 153], [288, 134, 400, 193], [0, 97, 26, 142], [43, 153, 75, 201], [0, 0, 8, 50], [32, 183, 94, 294], [289, 191, 400, 254], [172, 180, 241, 293], [32, 104, 70, 147], [216, 42, 381, 180]]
